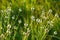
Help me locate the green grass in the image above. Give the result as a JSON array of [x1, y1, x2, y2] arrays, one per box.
[[0, 0, 60, 40]]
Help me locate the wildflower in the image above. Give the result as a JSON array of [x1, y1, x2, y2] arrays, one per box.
[[50, 23, 53, 27], [0, 34, 4, 38], [51, 21, 53, 23], [13, 26, 17, 30], [31, 16, 35, 21], [42, 9, 45, 14], [1, 10, 3, 13], [23, 32, 27, 35], [18, 20, 22, 24], [42, 16, 47, 20], [27, 32, 30, 36], [40, 26, 44, 29], [23, 31, 30, 36], [45, 28, 49, 32], [4, 7, 11, 14], [47, 20, 53, 26], [7, 7, 11, 11], [10, 2, 12, 6], [47, 21, 51, 24], [48, 9, 52, 13], [6, 30, 11, 34], [55, 13, 59, 18], [0, 27, 2, 29], [27, 28, 30, 33], [5, 16, 8, 18], [19, 8, 22, 12], [31, 7, 35, 11], [12, 15, 15, 19], [24, 23, 28, 27], [36, 18, 40, 23], [48, 9, 52, 16], [50, 21, 54, 26], [47, 21, 53, 24], [7, 24, 11, 29], [54, 31, 57, 35]]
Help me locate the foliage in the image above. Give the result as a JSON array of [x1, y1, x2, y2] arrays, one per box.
[[0, 0, 60, 40]]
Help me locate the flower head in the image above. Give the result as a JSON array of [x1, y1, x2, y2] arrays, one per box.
[[12, 15, 15, 19], [45, 28, 49, 32], [27, 28, 30, 33], [47, 20, 53, 26], [36, 18, 40, 23], [7, 24, 11, 29], [5, 16, 8, 18], [6, 30, 11, 34], [31, 16, 35, 21], [55, 13, 59, 18], [42, 9, 45, 14], [0, 34, 4, 38], [23, 32, 27, 35], [0, 27, 2, 29], [54, 31, 57, 35], [18, 20, 22, 24], [31, 7, 35, 11], [1, 10, 4, 13], [24, 23, 28, 27], [48, 9, 52, 13], [42, 16, 47, 20], [13, 26, 17, 30], [19, 8, 22, 12]]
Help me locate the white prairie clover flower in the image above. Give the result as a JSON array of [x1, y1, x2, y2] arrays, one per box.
[[47, 21, 51, 24], [42, 9, 45, 14], [27, 28, 30, 33], [7, 24, 11, 29], [1, 10, 4, 13], [47, 21, 53, 26], [24, 23, 28, 27], [45, 28, 49, 32], [31, 16, 35, 21], [4, 7, 11, 14], [54, 31, 57, 35], [23, 32, 27, 35], [47, 21, 53, 24], [6, 30, 11, 34], [10, 2, 12, 6], [36, 18, 40, 23], [0, 34, 4, 38], [48, 9, 52, 13], [13, 26, 17, 30], [0, 27, 2, 29], [7, 7, 11, 11], [12, 15, 15, 19], [42, 16, 47, 20], [48, 9, 52, 16], [31, 7, 35, 11], [5, 16, 8, 18], [50, 21, 54, 26], [23, 31, 30, 36], [55, 13, 59, 18], [40, 26, 44, 29], [18, 20, 22, 24], [19, 8, 22, 12]]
